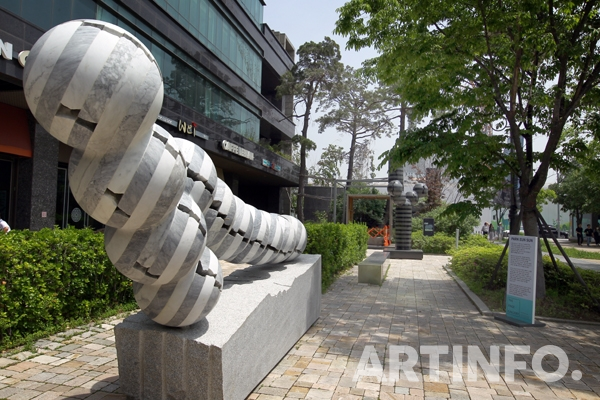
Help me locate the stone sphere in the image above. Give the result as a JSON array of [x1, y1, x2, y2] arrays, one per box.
[[387, 180, 404, 198], [23, 19, 164, 151], [405, 191, 418, 205]]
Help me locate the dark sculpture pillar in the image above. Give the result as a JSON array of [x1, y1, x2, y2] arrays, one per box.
[[387, 167, 428, 259]]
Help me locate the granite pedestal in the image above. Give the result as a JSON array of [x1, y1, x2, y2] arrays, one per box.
[[114, 254, 321, 400], [389, 249, 424, 260], [358, 252, 390, 285]]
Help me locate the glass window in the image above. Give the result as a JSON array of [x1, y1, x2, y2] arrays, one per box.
[[22, 0, 53, 30], [96, 4, 261, 142], [152, 0, 262, 91], [0, 0, 20, 15], [72, 0, 96, 20], [190, 0, 199, 31]]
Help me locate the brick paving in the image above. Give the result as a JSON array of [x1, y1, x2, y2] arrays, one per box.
[[1, 254, 599, 399]]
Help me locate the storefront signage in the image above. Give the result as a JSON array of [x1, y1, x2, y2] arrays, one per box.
[[157, 114, 177, 127], [221, 140, 254, 160], [157, 114, 208, 140], [262, 159, 281, 172], [178, 119, 208, 140], [0, 38, 29, 67]]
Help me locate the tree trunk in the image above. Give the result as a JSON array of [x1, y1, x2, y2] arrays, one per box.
[[521, 191, 545, 299], [346, 130, 357, 188], [509, 172, 520, 234], [296, 140, 306, 222]]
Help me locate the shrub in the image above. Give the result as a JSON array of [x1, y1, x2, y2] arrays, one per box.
[[0, 227, 134, 345], [458, 234, 497, 249], [449, 245, 600, 309], [305, 222, 369, 291], [411, 231, 455, 254]]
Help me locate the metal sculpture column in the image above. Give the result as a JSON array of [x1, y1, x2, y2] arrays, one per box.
[[387, 166, 428, 259]]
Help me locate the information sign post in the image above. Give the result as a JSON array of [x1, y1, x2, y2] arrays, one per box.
[[494, 235, 545, 327]]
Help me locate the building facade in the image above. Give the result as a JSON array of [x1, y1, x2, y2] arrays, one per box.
[[0, 0, 298, 230]]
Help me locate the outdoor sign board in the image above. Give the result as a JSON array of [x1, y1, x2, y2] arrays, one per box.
[[423, 218, 434, 236], [505, 235, 538, 324]]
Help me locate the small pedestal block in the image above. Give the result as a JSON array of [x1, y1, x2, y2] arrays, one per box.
[[388, 249, 424, 260], [358, 252, 390, 285], [114, 254, 322, 400]]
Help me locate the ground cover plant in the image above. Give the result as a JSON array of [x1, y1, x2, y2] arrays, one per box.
[[448, 243, 600, 322], [0, 227, 135, 350]]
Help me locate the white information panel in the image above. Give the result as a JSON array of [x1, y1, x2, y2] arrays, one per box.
[[506, 235, 538, 324]]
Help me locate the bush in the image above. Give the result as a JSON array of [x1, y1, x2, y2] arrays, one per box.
[[458, 234, 497, 249], [305, 222, 369, 291], [0, 227, 134, 345], [411, 231, 455, 254], [449, 245, 600, 309]]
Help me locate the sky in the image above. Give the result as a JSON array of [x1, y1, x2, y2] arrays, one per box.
[[263, 0, 399, 180]]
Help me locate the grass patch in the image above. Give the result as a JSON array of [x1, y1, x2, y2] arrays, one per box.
[[542, 243, 600, 260], [448, 241, 600, 323]]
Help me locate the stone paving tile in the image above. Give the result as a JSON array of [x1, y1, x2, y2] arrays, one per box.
[[0, 254, 599, 399]]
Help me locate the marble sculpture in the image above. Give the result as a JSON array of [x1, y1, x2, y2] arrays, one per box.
[[22, 20, 307, 327]]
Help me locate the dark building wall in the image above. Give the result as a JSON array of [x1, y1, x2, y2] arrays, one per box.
[[15, 121, 58, 230], [304, 186, 343, 222]]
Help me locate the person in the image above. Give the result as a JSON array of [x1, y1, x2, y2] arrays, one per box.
[[488, 221, 495, 241], [594, 227, 600, 246], [584, 224, 594, 246], [0, 218, 9, 233], [482, 222, 489, 237], [576, 223, 583, 245]]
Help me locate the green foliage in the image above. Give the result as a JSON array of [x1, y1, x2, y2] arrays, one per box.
[[310, 144, 344, 185], [335, 0, 600, 240], [550, 168, 600, 220], [449, 246, 600, 310], [458, 234, 497, 249], [277, 37, 343, 222], [334, 185, 387, 227], [0, 228, 134, 345], [412, 204, 479, 237], [305, 222, 369, 291], [316, 66, 396, 183], [411, 231, 455, 254]]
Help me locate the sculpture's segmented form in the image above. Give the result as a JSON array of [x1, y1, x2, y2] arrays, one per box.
[[23, 20, 307, 327]]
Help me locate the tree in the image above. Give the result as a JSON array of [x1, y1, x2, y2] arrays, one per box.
[[310, 144, 344, 186], [277, 37, 343, 222], [316, 66, 396, 187], [550, 170, 600, 226], [551, 124, 600, 225], [412, 203, 480, 237], [336, 0, 600, 298]]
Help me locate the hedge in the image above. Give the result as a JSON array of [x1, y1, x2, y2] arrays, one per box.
[[449, 245, 600, 309], [0, 227, 134, 345], [411, 231, 455, 254], [305, 222, 369, 291]]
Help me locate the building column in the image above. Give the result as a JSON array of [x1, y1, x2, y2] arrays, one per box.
[[16, 122, 58, 230]]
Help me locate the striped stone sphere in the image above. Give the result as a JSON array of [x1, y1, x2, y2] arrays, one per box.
[[23, 19, 307, 328]]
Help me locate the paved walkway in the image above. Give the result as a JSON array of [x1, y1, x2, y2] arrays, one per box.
[[1, 255, 600, 399]]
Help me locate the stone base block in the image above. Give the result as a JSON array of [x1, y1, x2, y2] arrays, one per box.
[[388, 249, 424, 260], [114, 254, 322, 400], [358, 252, 390, 285]]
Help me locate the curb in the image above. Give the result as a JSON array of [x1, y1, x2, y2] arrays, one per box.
[[442, 264, 493, 316], [442, 264, 600, 327]]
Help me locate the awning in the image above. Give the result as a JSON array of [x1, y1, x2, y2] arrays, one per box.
[[0, 102, 32, 157]]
